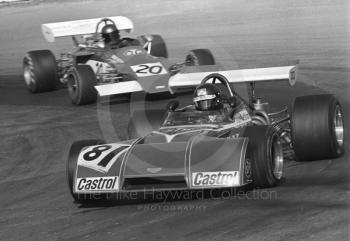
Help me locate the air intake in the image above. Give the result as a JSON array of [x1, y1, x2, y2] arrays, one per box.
[[123, 175, 187, 190]]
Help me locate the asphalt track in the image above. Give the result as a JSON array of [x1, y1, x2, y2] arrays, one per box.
[[0, 0, 349, 240]]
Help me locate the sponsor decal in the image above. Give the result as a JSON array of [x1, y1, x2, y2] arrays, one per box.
[[131, 62, 168, 77], [155, 85, 166, 89], [123, 49, 143, 56], [192, 171, 239, 187], [75, 176, 118, 192], [78, 143, 130, 173], [86, 60, 112, 74], [197, 88, 207, 96], [232, 108, 251, 127], [109, 54, 124, 64]]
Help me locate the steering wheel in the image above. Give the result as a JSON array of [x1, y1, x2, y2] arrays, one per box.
[[95, 18, 117, 41], [200, 73, 253, 109]]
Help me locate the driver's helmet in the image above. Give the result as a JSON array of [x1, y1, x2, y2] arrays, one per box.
[[193, 83, 223, 111], [101, 24, 120, 44]]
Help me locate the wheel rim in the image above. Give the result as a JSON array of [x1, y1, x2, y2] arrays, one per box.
[[23, 60, 34, 86], [67, 74, 78, 97], [271, 135, 284, 179], [334, 105, 344, 147]]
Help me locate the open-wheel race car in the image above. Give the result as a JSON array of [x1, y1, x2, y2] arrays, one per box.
[[66, 64, 344, 204], [23, 16, 215, 105]]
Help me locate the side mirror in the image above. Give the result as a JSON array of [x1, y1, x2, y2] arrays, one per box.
[[227, 96, 237, 108], [166, 100, 179, 111]]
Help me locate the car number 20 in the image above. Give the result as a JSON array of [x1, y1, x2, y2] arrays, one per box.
[[77, 144, 130, 173], [131, 62, 168, 77]]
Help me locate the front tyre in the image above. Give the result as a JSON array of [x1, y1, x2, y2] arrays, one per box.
[[67, 139, 104, 203], [23, 50, 59, 93], [138, 34, 168, 58], [67, 65, 97, 105], [291, 94, 344, 161], [243, 126, 284, 188]]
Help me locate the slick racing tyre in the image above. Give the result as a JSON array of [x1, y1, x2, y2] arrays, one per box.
[[128, 109, 167, 139], [67, 65, 97, 105], [291, 94, 344, 161], [185, 49, 216, 66], [67, 139, 104, 203], [23, 50, 59, 93], [243, 126, 284, 188], [138, 34, 168, 58]]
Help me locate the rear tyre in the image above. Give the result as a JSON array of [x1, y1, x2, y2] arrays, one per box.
[[138, 34, 168, 58], [185, 49, 216, 66], [243, 126, 284, 188], [67, 65, 97, 105], [67, 139, 104, 203], [23, 50, 59, 93], [291, 94, 344, 161], [128, 109, 167, 139]]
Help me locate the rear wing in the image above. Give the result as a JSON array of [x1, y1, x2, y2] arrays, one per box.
[[168, 64, 298, 92], [94, 64, 298, 97], [41, 16, 134, 42]]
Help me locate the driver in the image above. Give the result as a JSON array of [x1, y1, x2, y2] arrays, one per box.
[[193, 83, 224, 111], [101, 24, 122, 48], [193, 83, 245, 121], [101, 23, 140, 49]]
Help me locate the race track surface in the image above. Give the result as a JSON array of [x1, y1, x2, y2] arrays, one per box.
[[0, 0, 349, 240]]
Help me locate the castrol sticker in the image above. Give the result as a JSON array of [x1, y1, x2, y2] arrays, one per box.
[[192, 171, 239, 187], [75, 176, 118, 193]]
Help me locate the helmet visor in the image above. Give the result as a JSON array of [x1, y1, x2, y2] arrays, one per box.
[[195, 99, 217, 111]]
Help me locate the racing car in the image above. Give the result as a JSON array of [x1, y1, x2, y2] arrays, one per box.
[[66, 65, 344, 203], [23, 16, 215, 105]]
